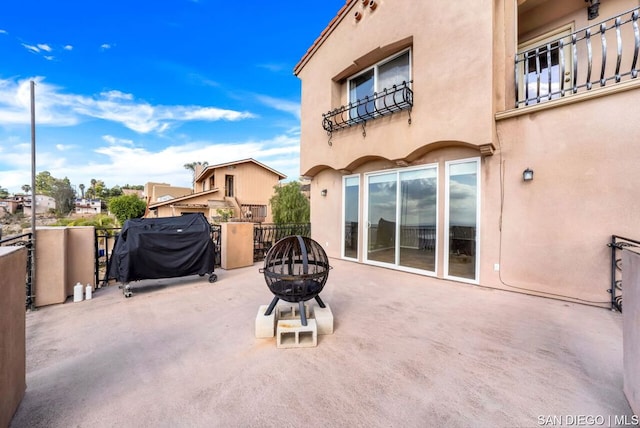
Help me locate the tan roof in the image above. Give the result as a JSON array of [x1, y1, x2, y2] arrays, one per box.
[[148, 188, 219, 209], [293, 0, 356, 76], [194, 158, 286, 183]]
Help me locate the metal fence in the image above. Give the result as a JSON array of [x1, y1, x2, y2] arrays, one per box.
[[607, 234, 640, 312], [0, 232, 34, 309], [253, 223, 311, 261], [515, 7, 640, 107]]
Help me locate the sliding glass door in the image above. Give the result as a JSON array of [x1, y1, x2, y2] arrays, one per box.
[[365, 166, 437, 274], [342, 176, 360, 260], [445, 159, 480, 281]]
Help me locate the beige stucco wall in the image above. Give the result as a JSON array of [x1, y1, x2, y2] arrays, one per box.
[[297, 0, 496, 177], [34, 227, 68, 306], [66, 227, 96, 294], [623, 250, 640, 415], [220, 222, 253, 269], [298, 0, 640, 305], [0, 246, 27, 428], [32, 226, 97, 307]]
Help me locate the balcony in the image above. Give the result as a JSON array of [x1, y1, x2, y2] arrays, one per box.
[[322, 81, 413, 134], [8, 258, 636, 426], [515, 7, 639, 108]]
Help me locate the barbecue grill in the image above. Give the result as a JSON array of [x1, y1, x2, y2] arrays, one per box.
[[260, 235, 330, 326]]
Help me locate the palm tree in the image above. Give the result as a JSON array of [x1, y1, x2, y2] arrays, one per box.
[[21, 184, 31, 194], [79, 184, 85, 199], [184, 161, 209, 186]]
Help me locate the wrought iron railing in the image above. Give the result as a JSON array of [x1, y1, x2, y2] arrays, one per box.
[[607, 235, 640, 312], [515, 7, 640, 107], [322, 81, 413, 134], [0, 232, 34, 309], [253, 223, 311, 261]]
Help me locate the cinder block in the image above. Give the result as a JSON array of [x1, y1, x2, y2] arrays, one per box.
[[276, 319, 317, 349], [255, 305, 276, 338], [276, 303, 310, 320], [312, 304, 334, 335]]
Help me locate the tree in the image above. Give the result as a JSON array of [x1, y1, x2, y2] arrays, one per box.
[[79, 184, 85, 199], [108, 194, 146, 225], [0, 186, 8, 199], [184, 161, 209, 183], [35, 171, 55, 195], [34, 172, 75, 215], [22, 184, 31, 194], [50, 177, 76, 216], [269, 181, 310, 224]]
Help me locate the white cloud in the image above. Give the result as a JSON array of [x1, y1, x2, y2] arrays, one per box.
[[0, 76, 255, 133], [44, 56, 55, 61], [102, 135, 134, 146], [55, 144, 76, 151], [0, 29, 7, 35], [257, 63, 287, 73], [22, 43, 40, 53], [37, 44, 52, 52], [63, 45, 73, 51], [100, 43, 111, 50], [255, 95, 300, 119]]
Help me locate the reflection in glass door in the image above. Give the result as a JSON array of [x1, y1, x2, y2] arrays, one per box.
[[399, 169, 437, 272], [446, 160, 479, 281], [367, 173, 397, 264], [343, 176, 359, 259]]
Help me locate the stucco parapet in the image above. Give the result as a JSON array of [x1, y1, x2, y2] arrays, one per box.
[[496, 78, 640, 121]]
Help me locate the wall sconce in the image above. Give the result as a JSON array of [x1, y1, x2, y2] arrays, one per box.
[[321, 189, 328, 197], [585, 0, 600, 20], [523, 168, 534, 182]]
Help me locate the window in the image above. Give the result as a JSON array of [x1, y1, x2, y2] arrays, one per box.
[[517, 26, 572, 106], [348, 49, 411, 120], [342, 175, 360, 260]]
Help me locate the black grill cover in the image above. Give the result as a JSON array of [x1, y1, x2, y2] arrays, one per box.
[[108, 213, 215, 283]]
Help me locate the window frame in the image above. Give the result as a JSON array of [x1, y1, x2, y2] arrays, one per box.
[[347, 48, 412, 119]]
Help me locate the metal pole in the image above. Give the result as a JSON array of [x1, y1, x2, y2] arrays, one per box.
[[29, 80, 36, 310]]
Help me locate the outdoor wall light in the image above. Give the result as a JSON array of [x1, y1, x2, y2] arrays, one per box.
[[354, 11, 362, 21], [321, 189, 328, 197], [585, 0, 600, 20], [523, 168, 534, 182]]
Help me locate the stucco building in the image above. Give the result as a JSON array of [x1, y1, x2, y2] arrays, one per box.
[[146, 159, 286, 223], [295, 0, 640, 305]]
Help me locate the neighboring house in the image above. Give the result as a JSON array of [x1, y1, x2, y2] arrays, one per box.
[[23, 195, 55, 216], [122, 188, 144, 199], [0, 199, 20, 215], [144, 182, 192, 205], [74, 199, 102, 215], [294, 0, 640, 304], [146, 159, 286, 223]]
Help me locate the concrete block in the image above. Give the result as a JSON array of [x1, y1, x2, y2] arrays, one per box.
[[276, 303, 310, 320], [255, 305, 276, 338], [277, 319, 317, 349], [312, 304, 334, 335]]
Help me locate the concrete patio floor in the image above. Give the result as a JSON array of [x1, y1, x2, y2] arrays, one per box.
[[10, 258, 634, 428]]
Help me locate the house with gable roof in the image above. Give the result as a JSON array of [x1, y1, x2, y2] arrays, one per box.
[[146, 158, 286, 223]]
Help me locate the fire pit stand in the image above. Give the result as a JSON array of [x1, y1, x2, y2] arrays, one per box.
[[260, 235, 330, 326]]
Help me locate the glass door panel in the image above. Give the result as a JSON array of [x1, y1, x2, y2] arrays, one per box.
[[367, 173, 397, 264], [447, 161, 478, 280], [399, 168, 437, 272], [343, 176, 359, 259]]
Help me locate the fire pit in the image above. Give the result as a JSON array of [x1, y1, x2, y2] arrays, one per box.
[[260, 235, 330, 326]]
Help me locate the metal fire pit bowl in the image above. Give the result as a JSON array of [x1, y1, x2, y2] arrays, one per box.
[[260, 235, 331, 326]]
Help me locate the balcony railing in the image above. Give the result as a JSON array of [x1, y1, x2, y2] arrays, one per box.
[[322, 81, 413, 134], [515, 7, 639, 107]]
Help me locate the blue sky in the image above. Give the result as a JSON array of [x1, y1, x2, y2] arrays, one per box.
[[0, 0, 345, 194]]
